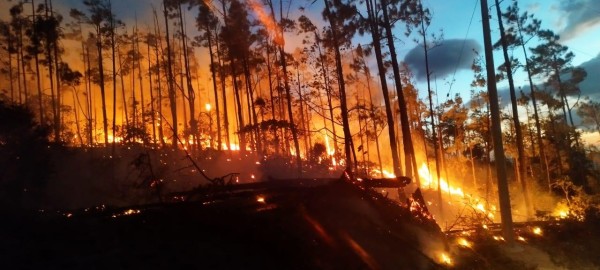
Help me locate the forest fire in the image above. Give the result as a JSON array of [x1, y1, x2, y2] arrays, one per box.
[[1, 0, 599, 268], [418, 163, 464, 197]]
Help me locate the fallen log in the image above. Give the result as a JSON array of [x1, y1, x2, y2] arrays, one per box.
[[169, 176, 412, 201]]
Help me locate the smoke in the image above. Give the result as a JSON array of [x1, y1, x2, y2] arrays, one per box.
[[404, 39, 481, 82]]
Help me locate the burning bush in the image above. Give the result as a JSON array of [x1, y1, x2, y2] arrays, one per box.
[[552, 178, 599, 221]]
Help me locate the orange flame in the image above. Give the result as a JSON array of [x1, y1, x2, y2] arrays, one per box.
[[247, 0, 282, 46], [418, 163, 464, 197]]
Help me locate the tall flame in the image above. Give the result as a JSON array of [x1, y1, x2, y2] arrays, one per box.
[[418, 163, 464, 197], [247, 0, 282, 45]]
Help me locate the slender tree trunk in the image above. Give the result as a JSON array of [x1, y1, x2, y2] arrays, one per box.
[[18, 27, 29, 106], [15, 30, 22, 104], [215, 29, 231, 151], [365, 0, 401, 176], [178, 4, 197, 151], [418, 4, 444, 215], [147, 37, 157, 145], [109, 0, 118, 152], [72, 89, 84, 146], [91, 21, 109, 145], [365, 70, 384, 177], [163, 1, 178, 148], [470, 145, 478, 191], [31, 0, 45, 124], [382, 0, 417, 181], [154, 35, 166, 147], [135, 22, 147, 145], [517, 23, 550, 191], [85, 45, 94, 145], [495, 0, 532, 218], [34, 49, 44, 123], [8, 47, 15, 102], [42, 0, 58, 142], [296, 65, 309, 159], [268, 0, 301, 173], [117, 50, 129, 126], [265, 43, 279, 154], [314, 32, 338, 158], [49, 0, 61, 143], [231, 61, 246, 152], [324, 0, 352, 174], [244, 59, 260, 153], [481, 0, 514, 244], [206, 24, 222, 150]]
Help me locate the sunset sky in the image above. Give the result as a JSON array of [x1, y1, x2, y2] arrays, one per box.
[[1, 0, 599, 124]]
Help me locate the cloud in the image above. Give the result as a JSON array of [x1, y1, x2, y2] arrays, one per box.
[[577, 52, 600, 100], [490, 51, 600, 126], [404, 39, 481, 82], [558, 0, 600, 40]]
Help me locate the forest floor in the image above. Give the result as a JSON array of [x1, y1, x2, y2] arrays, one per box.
[[3, 178, 600, 270]]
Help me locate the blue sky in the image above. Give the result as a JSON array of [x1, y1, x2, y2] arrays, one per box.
[[2, 0, 598, 106], [399, 0, 600, 106]]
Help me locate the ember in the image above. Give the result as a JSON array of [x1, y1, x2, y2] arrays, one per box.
[[111, 209, 142, 218], [457, 237, 472, 248], [439, 252, 453, 265], [256, 196, 266, 203]]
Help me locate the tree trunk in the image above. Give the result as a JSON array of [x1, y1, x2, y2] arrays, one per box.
[[110, 0, 118, 152], [163, 1, 178, 148], [324, 0, 353, 175], [481, 0, 514, 244], [49, 0, 61, 143], [96, 27, 109, 145], [517, 22, 550, 192], [206, 24, 222, 150], [147, 37, 157, 144], [495, 0, 532, 218], [365, 0, 401, 176], [31, 0, 45, 124], [418, 3, 444, 215], [382, 0, 417, 181], [178, 3, 197, 151]]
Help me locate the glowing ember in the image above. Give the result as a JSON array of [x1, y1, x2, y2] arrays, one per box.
[[493, 235, 505, 241], [439, 252, 453, 265], [532, 226, 543, 236], [457, 237, 472, 248], [517, 236, 527, 242], [123, 209, 140, 215], [111, 209, 141, 218], [257, 196, 266, 203]]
